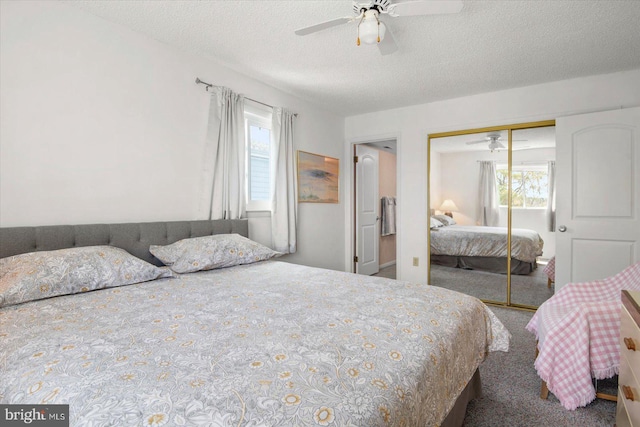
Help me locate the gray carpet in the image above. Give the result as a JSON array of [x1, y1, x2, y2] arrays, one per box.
[[372, 264, 396, 279], [463, 305, 617, 426], [430, 264, 554, 307]]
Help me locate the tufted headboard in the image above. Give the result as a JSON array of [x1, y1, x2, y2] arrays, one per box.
[[0, 220, 249, 266]]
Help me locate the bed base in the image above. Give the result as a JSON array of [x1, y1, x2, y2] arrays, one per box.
[[431, 255, 537, 275], [442, 369, 482, 427]]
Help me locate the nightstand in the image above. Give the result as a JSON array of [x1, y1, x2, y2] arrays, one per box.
[[617, 290, 640, 427]]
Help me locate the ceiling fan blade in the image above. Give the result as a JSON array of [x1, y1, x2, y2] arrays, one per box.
[[465, 139, 488, 145], [295, 16, 354, 36], [378, 26, 398, 55], [388, 0, 464, 17]]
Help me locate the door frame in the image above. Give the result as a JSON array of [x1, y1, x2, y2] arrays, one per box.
[[427, 119, 555, 310], [349, 138, 398, 275]]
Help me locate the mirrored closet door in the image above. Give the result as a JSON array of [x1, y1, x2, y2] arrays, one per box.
[[428, 121, 556, 309]]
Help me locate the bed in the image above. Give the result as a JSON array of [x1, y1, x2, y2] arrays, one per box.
[[430, 216, 544, 275], [0, 220, 510, 426]]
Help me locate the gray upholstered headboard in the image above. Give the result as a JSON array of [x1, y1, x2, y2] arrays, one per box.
[[0, 220, 249, 266]]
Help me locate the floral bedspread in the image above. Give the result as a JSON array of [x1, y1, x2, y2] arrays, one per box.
[[430, 225, 544, 263], [1, 261, 509, 426]]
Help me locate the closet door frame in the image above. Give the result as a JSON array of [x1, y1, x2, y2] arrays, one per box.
[[427, 119, 555, 310]]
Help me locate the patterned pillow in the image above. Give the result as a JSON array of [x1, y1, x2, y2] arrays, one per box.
[[433, 214, 457, 226], [150, 234, 282, 274], [0, 246, 173, 308]]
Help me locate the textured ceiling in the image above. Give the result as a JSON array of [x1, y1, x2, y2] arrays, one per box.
[[71, 0, 640, 117]]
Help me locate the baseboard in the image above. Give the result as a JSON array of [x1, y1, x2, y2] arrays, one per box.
[[380, 261, 396, 269]]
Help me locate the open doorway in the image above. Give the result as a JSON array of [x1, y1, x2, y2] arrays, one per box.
[[353, 140, 397, 279]]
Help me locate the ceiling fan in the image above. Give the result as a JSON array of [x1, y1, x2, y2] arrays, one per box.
[[465, 132, 528, 152], [294, 0, 464, 55]]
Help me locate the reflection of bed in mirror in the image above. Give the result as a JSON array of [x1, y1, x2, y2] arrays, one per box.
[[430, 218, 544, 275]]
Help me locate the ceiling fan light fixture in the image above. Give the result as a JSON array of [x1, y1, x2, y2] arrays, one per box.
[[488, 140, 503, 152], [358, 10, 385, 45]]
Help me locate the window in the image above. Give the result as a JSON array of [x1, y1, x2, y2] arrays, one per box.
[[245, 102, 273, 211], [496, 164, 548, 208]]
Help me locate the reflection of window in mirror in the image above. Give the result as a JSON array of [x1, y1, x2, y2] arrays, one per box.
[[496, 164, 549, 208]]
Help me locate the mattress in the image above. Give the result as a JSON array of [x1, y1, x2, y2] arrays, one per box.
[[0, 260, 509, 426]]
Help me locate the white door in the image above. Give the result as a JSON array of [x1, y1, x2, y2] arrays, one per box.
[[555, 107, 640, 290], [356, 144, 380, 275]]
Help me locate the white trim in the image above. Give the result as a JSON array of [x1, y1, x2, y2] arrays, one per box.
[[345, 132, 401, 276], [246, 210, 271, 218], [380, 260, 396, 269]]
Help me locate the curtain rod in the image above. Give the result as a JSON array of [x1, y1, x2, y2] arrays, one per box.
[[195, 78, 297, 116]]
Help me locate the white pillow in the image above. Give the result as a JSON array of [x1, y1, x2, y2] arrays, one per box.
[[433, 214, 456, 226], [430, 217, 444, 229]]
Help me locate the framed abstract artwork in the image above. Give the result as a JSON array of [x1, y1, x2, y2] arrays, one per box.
[[297, 151, 339, 203]]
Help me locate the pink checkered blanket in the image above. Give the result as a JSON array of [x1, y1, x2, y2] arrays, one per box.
[[543, 256, 555, 282], [526, 262, 640, 410]]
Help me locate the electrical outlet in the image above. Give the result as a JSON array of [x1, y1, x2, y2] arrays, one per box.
[[413, 257, 419, 266]]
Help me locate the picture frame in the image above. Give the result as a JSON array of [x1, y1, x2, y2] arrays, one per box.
[[297, 150, 339, 203]]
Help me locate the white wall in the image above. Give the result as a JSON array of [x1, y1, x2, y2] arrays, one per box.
[[438, 149, 509, 225], [428, 151, 441, 215], [345, 69, 640, 283], [0, 1, 346, 271]]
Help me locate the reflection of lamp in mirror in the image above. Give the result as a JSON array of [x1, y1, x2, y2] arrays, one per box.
[[439, 199, 459, 218]]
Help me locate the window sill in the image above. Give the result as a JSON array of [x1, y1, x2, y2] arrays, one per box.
[[246, 210, 271, 218], [499, 206, 547, 210]]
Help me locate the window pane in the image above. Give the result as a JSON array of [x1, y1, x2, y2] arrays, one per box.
[[497, 169, 509, 206], [523, 171, 548, 207], [248, 123, 271, 203], [250, 126, 270, 155], [496, 168, 550, 208], [511, 171, 524, 207], [250, 156, 270, 201]]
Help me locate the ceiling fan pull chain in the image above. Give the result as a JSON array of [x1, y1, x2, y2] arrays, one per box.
[[357, 13, 365, 46], [376, 15, 381, 43]]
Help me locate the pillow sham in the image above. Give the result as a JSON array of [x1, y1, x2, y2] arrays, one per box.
[[430, 217, 444, 229], [150, 234, 282, 274], [433, 214, 457, 226], [0, 246, 173, 308]]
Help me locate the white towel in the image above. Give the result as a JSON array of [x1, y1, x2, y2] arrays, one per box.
[[381, 196, 397, 236]]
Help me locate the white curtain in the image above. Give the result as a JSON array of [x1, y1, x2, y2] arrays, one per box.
[[478, 161, 500, 226], [547, 160, 556, 232], [271, 108, 297, 253], [202, 86, 246, 220]]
